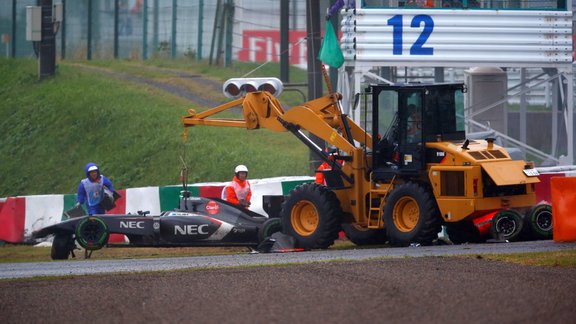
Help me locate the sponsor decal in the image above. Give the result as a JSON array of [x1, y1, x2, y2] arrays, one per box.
[[153, 222, 160, 230], [436, 151, 445, 157], [404, 154, 413, 165], [237, 30, 308, 67], [120, 221, 145, 229], [206, 201, 220, 215], [166, 212, 197, 216], [174, 224, 209, 235]]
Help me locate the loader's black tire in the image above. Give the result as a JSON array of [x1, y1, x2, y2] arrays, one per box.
[[526, 204, 553, 240], [490, 210, 523, 242], [383, 183, 442, 247], [258, 218, 282, 242], [75, 217, 109, 250], [342, 223, 387, 246], [51, 234, 74, 260], [281, 183, 342, 250], [446, 221, 484, 244]]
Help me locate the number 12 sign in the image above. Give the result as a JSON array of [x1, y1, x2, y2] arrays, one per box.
[[387, 14, 434, 55]]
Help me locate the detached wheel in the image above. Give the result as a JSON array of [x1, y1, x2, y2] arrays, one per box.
[[281, 183, 342, 249], [342, 223, 387, 246], [490, 210, 523, 242], [258, 218, 282, 242], [51, 234, 75, 260], [383, 183, 442, 247], [75, 217, 109, 250], [526, 204, 553, 240]]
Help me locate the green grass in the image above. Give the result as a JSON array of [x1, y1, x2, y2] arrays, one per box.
[[480, 248, 576, 267], [0, 243, 248, 263], [1, 243, 575, 268], [0, 241, 354, 263], [0, 58, 310, 197]]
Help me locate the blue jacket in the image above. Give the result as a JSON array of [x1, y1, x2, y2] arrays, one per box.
[[77, 162, 115, 215]]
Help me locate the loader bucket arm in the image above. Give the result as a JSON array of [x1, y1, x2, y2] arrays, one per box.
[[182, 91, 372, 153], [182, 88, 372, 186]]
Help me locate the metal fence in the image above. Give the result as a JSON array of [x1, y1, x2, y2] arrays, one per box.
[[2, 0, 569, 63], [0, 0, 314, 63]]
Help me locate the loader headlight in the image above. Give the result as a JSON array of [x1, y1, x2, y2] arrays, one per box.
[[223, 77, 283, 99], [223, 81, 241, 98]]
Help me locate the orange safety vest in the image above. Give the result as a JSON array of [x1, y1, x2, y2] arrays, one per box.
[[225, 176, 252, 205], [315, 162, 331, 185], [315, 160, 344, 185]]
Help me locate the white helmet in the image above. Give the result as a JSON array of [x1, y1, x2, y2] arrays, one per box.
[[235, 165, 248, 173]]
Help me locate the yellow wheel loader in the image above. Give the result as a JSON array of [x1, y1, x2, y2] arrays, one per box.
[[182, 78, 539, 248]]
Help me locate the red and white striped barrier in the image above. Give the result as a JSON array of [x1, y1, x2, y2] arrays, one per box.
[[0, 176, 313, 243], [2, 168, 575, 244]]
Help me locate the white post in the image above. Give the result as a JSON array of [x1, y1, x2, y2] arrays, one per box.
[[566, 68, 574, 165]]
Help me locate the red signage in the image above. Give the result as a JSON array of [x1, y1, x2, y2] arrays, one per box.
[[205, 201, 220, 215], [237, 30, 308, 66]]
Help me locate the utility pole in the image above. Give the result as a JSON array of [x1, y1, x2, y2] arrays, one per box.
[[280, 0, 289, 82], [306, 0, 324, 172], [38, 0, 56, 79], [11, 0, 16, 57]]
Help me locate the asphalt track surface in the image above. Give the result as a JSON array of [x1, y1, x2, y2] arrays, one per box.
[[1, 241, 575, 323], [1, 240, 574, 279]]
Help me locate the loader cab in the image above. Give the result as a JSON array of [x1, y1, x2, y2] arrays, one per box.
[[371, 83, 466, 178]]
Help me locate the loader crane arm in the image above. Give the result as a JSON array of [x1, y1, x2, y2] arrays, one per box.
[[182, 78, 372, 185]]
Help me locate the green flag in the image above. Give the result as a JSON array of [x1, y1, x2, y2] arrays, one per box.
[[318, 21, 344, 69]]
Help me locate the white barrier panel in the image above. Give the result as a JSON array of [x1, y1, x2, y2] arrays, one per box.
[[24, 195, 64, 237], [125, 187, 161, 215], [249, 179, 284, 216]]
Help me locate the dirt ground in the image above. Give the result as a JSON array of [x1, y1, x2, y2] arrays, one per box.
[[1, 256, 575, 323]]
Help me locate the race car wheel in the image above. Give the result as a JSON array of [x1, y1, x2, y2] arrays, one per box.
[[446, 221, 484, 244], [342, 222, 387, 246], [490, 210, 523, 242], [75, 217, 109, 250], [51, 234, 75, 260], [525, 204, 553, 240], [281, 183, 342, 250], [383, 182, 442, 247], [258, 218, 282, 242]]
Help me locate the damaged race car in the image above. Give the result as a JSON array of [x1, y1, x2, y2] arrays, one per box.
[[33, 192, 291, 260]]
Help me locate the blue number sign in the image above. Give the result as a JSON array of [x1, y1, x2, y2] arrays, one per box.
[[387, 14, 434, 56]]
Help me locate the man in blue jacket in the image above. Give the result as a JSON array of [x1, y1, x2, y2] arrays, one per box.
[[77, 162, 119, 215]]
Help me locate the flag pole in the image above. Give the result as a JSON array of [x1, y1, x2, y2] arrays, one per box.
[[321, 63, 333, 94]]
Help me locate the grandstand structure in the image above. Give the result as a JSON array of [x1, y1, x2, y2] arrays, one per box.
[[338, 0, 574, 166]]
